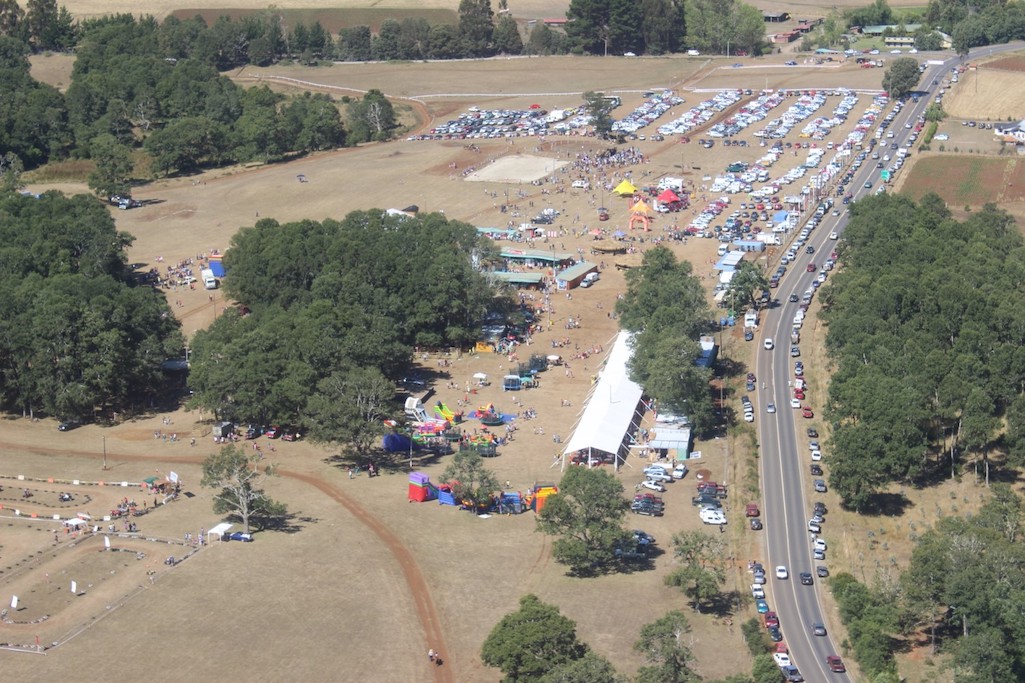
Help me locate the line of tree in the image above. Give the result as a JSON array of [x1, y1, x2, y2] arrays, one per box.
[[615, 246, 717, 434], [187, 210, 503, 451], [819, 193, 1025, 511], [0, 190, 183, 421]]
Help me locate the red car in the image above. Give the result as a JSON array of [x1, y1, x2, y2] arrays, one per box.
[[764, 611, 779, 628], [794, 389, 805, 400], [802, 407, 814, 419], [806, 262, 816, 272], [826, 655, 846, 673], [265, 425, 281, 439], [745, 503, 760, 517]]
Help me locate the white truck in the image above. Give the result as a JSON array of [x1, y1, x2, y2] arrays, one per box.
[[201, 268, 217, 290]]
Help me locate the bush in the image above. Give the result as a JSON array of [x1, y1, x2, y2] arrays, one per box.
[[741, 616, 768, 657]]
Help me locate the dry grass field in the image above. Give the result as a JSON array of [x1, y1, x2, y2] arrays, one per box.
[[943, 56, 1025, 121], [3, 46, 1014, 683]]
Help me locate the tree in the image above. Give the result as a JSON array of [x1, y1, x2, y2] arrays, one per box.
[[304, 366, 391, 455], [582, 91, 615, 139], [492, 14, 523, 55], [458, 0, 495, 57], [751, 653, 782, 683], [441, 450, 500, 511], [566, 0, 611, 54], [0, 150, 23, 192], [87, 133, 134, 199], [346, 89, 396, 144], [634, 611, 700, 683], [726, 261, 769, 312], [881, 57, 921, 98], [200, 443, 287, 533], [542, 651, 625, 683], [664, 530, 727, 610], [535, 466, 632, 575], [0, 0, 23, 37], [481, 594, 588, 681]]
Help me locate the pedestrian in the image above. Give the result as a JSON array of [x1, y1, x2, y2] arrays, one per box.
[[428, 648, 436, 663], [348, 467, 354, 480], [719, 523, 725, 534]]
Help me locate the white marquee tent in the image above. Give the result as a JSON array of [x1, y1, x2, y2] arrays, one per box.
[[561, 331, 645, 470]]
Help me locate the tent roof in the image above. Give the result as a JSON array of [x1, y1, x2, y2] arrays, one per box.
[[563, 332, 644, 458], [648, 426, 692, 451], [613, 180, 638, 195], [631, 200, 653, 214], [657, 189, 681, 203]]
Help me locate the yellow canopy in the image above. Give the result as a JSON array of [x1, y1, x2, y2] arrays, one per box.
[[613, 180, 638, 196], [631, 199, 653, 214]]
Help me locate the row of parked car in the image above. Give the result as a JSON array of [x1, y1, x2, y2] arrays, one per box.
[[246, 424, 302, 441]]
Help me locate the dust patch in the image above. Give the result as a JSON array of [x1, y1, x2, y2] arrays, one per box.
[[464, 154, 569, 183]]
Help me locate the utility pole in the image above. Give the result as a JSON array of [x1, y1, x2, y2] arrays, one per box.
[[102, 436, 108, 471]]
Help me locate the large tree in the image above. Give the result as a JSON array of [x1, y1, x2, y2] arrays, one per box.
[[664, 530, 728, 610], [634, 611, 700, 683], [346, 89, 396, 144], [881, 57, 921, 98], [481, 594, 588, 680], [458, 0, 495, 57], [535, 466, 632, 575], [87, 133, 134, 199], [201, 443, 287, 533], [304, 366, 392, 455], [441, 450, 501, 511]]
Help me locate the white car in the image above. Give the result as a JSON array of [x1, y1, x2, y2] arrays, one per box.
[[638, 480, 666, 493], [814, 538, 827, 551], [752, 585, 765, 599], [744, 412, 755, 423], [700, 508, 727, 525], [775, 565, 789, 579], [790, 398, 801, 409], [764, 338, 775, 350], [829, 231, 838, 240], [773, 652, 792, 668], [811, 450, 822, 461], [672, 463, 689, 479], [643, 465, 669, 477], [808, 521, 821, 534]]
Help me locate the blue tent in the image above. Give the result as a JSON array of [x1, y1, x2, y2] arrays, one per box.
[[383, 433, 413, 452], [209, 262, 226, 278], [772, 209, 789, 224]]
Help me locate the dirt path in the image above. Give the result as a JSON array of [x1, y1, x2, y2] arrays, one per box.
[[0, 437, 454, 683]]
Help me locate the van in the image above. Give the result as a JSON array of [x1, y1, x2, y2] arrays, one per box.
[[717, 244, 729, 257], [580, 272, 600, 288]]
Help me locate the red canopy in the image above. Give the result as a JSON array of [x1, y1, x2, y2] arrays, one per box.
[[657, 189, 681, 203]]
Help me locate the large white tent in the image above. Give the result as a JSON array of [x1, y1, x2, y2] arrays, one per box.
[[562, 331, 645, 470]]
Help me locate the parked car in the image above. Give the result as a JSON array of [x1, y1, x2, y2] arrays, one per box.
[[756, 599, 770, 614], [227, 531, 253, 542], [631, 501, 664, 516], [773, 652, 792, 668], [817, 566, 830, 578], [672, 463, 689, 479], [764, 611, 779, 628], [639, 480, 666, 493], [281, 427, 301, 442], [750, 518, 763, 530], [745, 503, 760, 517], [814, 479, 827, 493], [265, 425, 281, 439], [57, 420, 81, 432]]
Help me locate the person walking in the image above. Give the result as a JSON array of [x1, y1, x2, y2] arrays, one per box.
[[428, 648, 436, 663]]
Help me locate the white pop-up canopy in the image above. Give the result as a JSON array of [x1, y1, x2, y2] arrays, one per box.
[[207, 522, 233, 542]]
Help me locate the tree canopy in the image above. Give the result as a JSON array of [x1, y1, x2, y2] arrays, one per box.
[[535, 466, 632, 575], [881, 57, 921, 99], [188, 210, 501, 436], [200, 443, 287, 533], [481, 594, 589, 681], [0, 190, 181, 420], [616, 246, 715, 433]]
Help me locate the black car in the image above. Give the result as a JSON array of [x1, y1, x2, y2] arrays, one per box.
[[810, 464, 823, 476], [750, 518, 763, 531], [799, 572, 814, 585], [807, 427, 819, 438], [789, 293, 799, 303], [57, 420, 81, 431], [245, 425, 263, 440], [816, 566, 829, 578], [768, 626, 783, 642], [744, 330, 754, 341], [631, 501, 664, 516], [532, 215, 553, 224], [814, 502, 827, 515]]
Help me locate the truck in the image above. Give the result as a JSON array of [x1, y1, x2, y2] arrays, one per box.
[[202, 268, 217, 290]]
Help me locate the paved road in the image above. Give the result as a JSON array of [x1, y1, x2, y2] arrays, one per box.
[[752, 42, 1024, 682]]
